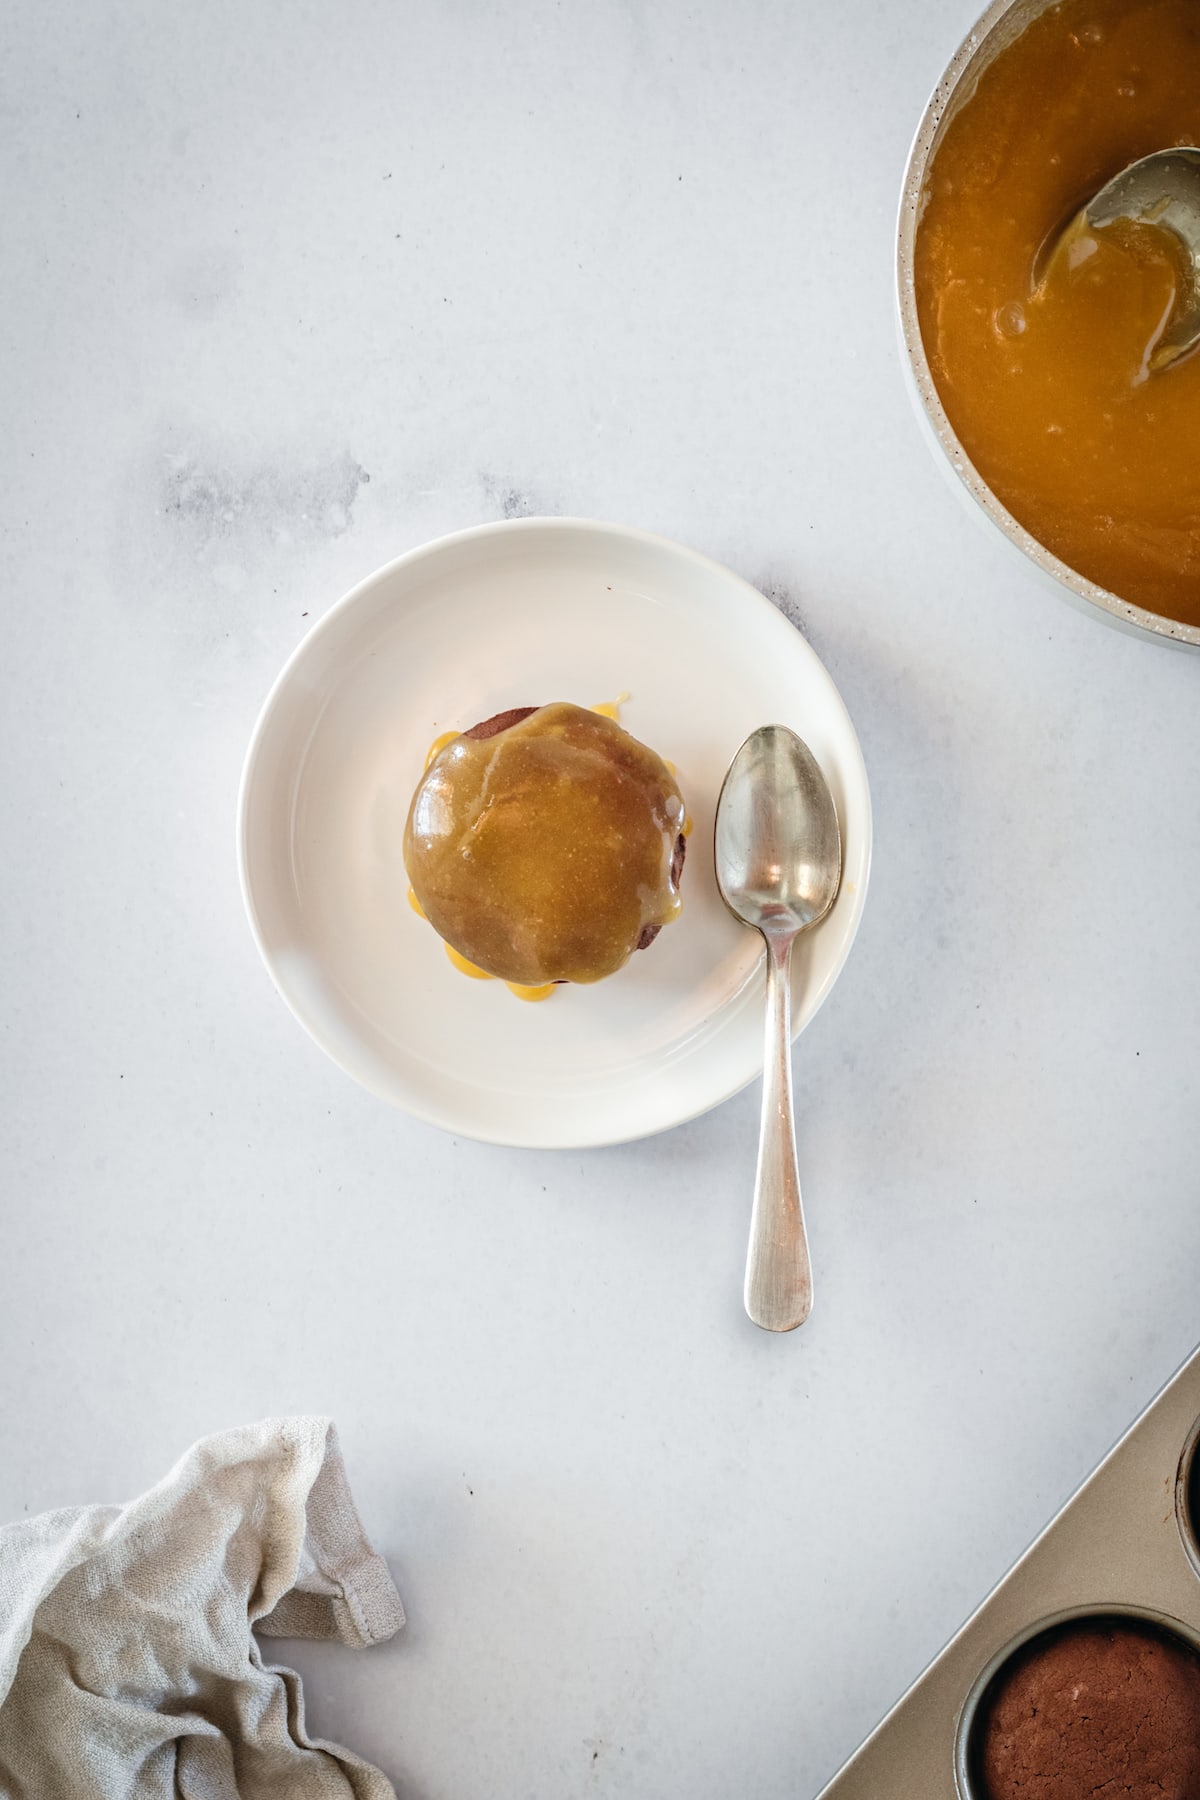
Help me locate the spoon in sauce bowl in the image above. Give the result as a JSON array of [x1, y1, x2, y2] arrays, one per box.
[[1038, 147, 1200, 371], [714, 726, 842, 1333]]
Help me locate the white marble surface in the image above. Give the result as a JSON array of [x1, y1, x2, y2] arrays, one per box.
[[3, 2, 1199, 1796]]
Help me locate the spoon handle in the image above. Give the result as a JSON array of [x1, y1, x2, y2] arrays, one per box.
[[745, 930, 813, 1332]]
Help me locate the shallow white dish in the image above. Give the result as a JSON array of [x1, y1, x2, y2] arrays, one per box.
[[237, 518, 871, 1147]]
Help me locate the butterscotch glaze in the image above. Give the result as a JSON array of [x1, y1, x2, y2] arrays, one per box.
[[404, 702, 686, 986], [914, 0, 1200, 625], [424, 730, 460, 769], [408, 880, 555, 998]]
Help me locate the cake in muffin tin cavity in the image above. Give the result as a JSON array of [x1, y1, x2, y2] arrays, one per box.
[[973, 1617, 1200, 1800]]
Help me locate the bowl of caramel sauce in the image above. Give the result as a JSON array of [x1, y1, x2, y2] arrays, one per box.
[[899, 0, 1200, 647]]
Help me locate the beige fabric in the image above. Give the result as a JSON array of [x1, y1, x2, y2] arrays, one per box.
[[0, 1418, 404, 1799]]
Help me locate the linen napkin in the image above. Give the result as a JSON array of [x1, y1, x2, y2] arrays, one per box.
[[0, 1417, 405, 1799]]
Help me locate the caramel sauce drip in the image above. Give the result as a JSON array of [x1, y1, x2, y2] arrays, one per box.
[[410, 885, 555, 998], [404, 702, 686, 987], [914, 0, 1200, 626], [444, 936, 556, 1001]]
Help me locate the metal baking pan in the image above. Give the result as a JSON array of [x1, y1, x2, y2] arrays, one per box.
[[816, 1344, 1200, 1797]]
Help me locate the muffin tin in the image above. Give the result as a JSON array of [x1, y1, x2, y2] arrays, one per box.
[[816, 1343, 1200, 1797]]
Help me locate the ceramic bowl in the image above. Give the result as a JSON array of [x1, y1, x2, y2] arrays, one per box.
[[237, 518, 872, 1147]]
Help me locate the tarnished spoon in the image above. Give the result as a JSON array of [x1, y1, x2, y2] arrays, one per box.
[[714, 725, 842, 1333], [1041, 147, 1200, 371]]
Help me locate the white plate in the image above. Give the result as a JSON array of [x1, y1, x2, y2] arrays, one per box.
[[237, 519, 871, 1147]]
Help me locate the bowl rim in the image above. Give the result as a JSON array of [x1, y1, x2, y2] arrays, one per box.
[[895, 0, 1200, 651], [1176, 1407, 1200, 1579]]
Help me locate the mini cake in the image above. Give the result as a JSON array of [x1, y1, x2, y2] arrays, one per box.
[[978, 1618, 1200, 1800], [404, 702, 686, 987]]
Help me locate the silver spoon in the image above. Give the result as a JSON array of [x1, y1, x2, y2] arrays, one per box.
[[714, 725, 843, 1333], [1041, 147, 1200, 371]]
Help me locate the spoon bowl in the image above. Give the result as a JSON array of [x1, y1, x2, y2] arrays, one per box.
[[716, 725, 843, 937], [1039, 147, 1200, 372], [715, 726, 843, 1332]]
